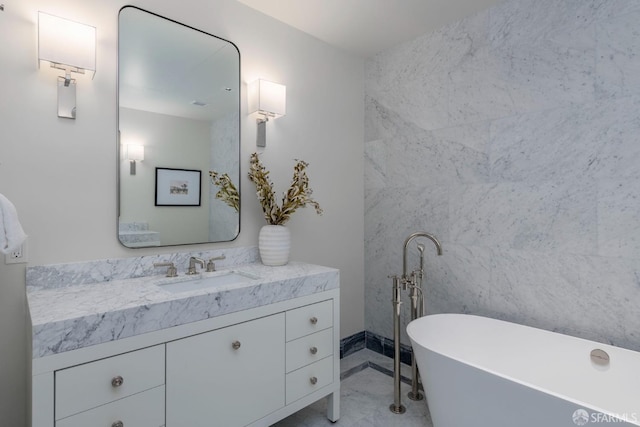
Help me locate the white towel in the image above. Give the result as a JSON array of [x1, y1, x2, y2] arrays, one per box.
[[0, 193, 27, 255]]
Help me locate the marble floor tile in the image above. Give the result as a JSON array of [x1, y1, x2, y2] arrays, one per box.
[[272, 350, 433, 427]]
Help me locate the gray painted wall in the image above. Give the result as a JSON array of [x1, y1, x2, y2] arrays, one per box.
[[0, 0, 364, 424]]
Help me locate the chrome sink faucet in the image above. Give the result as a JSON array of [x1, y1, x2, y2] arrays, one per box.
[[187, 257, 205, 275]]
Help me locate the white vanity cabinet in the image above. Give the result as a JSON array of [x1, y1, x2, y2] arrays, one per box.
[[54, 344, 165, 420], [53, 344, 165, 427], [166, 313, 285, 427], [30, 288, 340, 427], [284, 300, 335, 405], [55, 386, 165, 427]]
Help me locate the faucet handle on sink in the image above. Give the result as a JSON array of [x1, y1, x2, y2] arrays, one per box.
[[153, 262, 178, 277], [206, 254, 226, 272]]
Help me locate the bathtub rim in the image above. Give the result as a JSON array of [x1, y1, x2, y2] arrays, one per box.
[[407, 313, 640, 425]]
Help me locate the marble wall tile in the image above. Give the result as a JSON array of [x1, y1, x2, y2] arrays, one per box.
[[365, 186, 449, 265], [364, 139, 386, 190], [447, 46, 521, 125], [431, 120, 491, 157], [365, 100, 490, 189], [573, 255, 640, 350], [448, 0, 598, 125], [365, 70, 450, 132], [596, 9, 640, 99], [366, 10, 490, 132], [364, 183, 449, 340], [449, 181, 597, 255], [364, 183, 450, 341], [491, 249, 640, 351], [597, 179, 640, 259], [488, 0, 599, 49], [591, 0, 640, 20], [365, 0, 640, 351], [490, 97, 640, 183], [423, 244, 493, 317], [366, 9, 489, 88]]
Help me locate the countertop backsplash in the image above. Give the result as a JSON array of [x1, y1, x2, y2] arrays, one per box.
[[26, 246, 259, 289]]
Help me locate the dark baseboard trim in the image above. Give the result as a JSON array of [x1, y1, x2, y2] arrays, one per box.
[[340, 330, 413, 366], [339, 331, 422, 390], [339, 360, 415, 385]]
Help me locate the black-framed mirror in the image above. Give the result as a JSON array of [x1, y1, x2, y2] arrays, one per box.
[[117, 6, 240, 248]]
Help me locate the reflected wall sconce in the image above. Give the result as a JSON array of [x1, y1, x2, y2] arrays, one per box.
[[248, 79, 286, 147], [38, 12, 96, 119], [127, 145, 144, 175]]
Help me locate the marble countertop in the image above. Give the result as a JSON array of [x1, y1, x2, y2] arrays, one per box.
[[27, 261, 339, 359]]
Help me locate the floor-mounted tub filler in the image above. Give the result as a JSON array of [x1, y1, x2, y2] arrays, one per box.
[[389, 231, 442, 414], [407, 314, 640, 427]]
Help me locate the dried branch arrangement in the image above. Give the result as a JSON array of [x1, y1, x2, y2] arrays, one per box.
[[208, 171, 240, 212], [248, 152, 323, 225]]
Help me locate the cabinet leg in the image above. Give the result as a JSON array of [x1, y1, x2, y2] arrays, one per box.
[[326, 390, 340, 422]]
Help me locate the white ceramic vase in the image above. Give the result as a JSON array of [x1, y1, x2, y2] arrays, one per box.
[[258, 225, 291, 266]]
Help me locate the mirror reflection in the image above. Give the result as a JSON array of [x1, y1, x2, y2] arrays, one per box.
[[118, 6, 240, 248]]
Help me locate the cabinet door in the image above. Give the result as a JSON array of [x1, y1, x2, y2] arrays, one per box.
[[166, 313, 285, 427]]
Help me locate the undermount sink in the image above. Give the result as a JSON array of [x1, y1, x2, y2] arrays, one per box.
[[155, 270, 259, 293]]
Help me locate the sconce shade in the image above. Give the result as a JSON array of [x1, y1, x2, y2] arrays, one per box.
[[38, 12, 96, 76], [127, 145, 144, 161], [248, 79, 286, 118]]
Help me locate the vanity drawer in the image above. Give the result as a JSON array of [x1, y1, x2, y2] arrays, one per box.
[[55, 344, 165, 420], [286, 328, 333, 373], [285, 356, 334, 405], [56, 385, 165, 427], [286, 299, 333, 341]]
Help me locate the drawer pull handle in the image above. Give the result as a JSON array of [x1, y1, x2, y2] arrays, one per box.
[[310, 317, 318, 325], [232, 340, 241, 350], [112, 421, 124, 427], [310, 346, 318, 355], [111, 376, 124, 388], [310, 376, 318, 385]]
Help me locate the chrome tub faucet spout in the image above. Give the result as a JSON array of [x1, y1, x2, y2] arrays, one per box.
[[402, 232, 442, 279]]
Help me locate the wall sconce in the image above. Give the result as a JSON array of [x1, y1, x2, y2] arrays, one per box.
[[127, 145, 144, 175], [38, 12, 96, 119], [248, 79, 286, 147]]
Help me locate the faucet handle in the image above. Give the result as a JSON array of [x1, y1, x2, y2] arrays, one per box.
[[153, 262, 177, 277], [206, 254, 226, 272]]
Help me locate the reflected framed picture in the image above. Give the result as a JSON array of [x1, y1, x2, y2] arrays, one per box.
[[155, 167, 202, 206]]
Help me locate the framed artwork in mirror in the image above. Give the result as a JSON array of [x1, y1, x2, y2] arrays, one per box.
[[155, 168, 201, 206]]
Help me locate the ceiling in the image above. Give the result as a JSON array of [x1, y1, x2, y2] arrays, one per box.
[[236, 0, 505, 58], [119, 7, 239, 121]]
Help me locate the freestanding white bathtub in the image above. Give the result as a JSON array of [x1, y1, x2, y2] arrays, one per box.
[[407, 314, 640, 427]]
